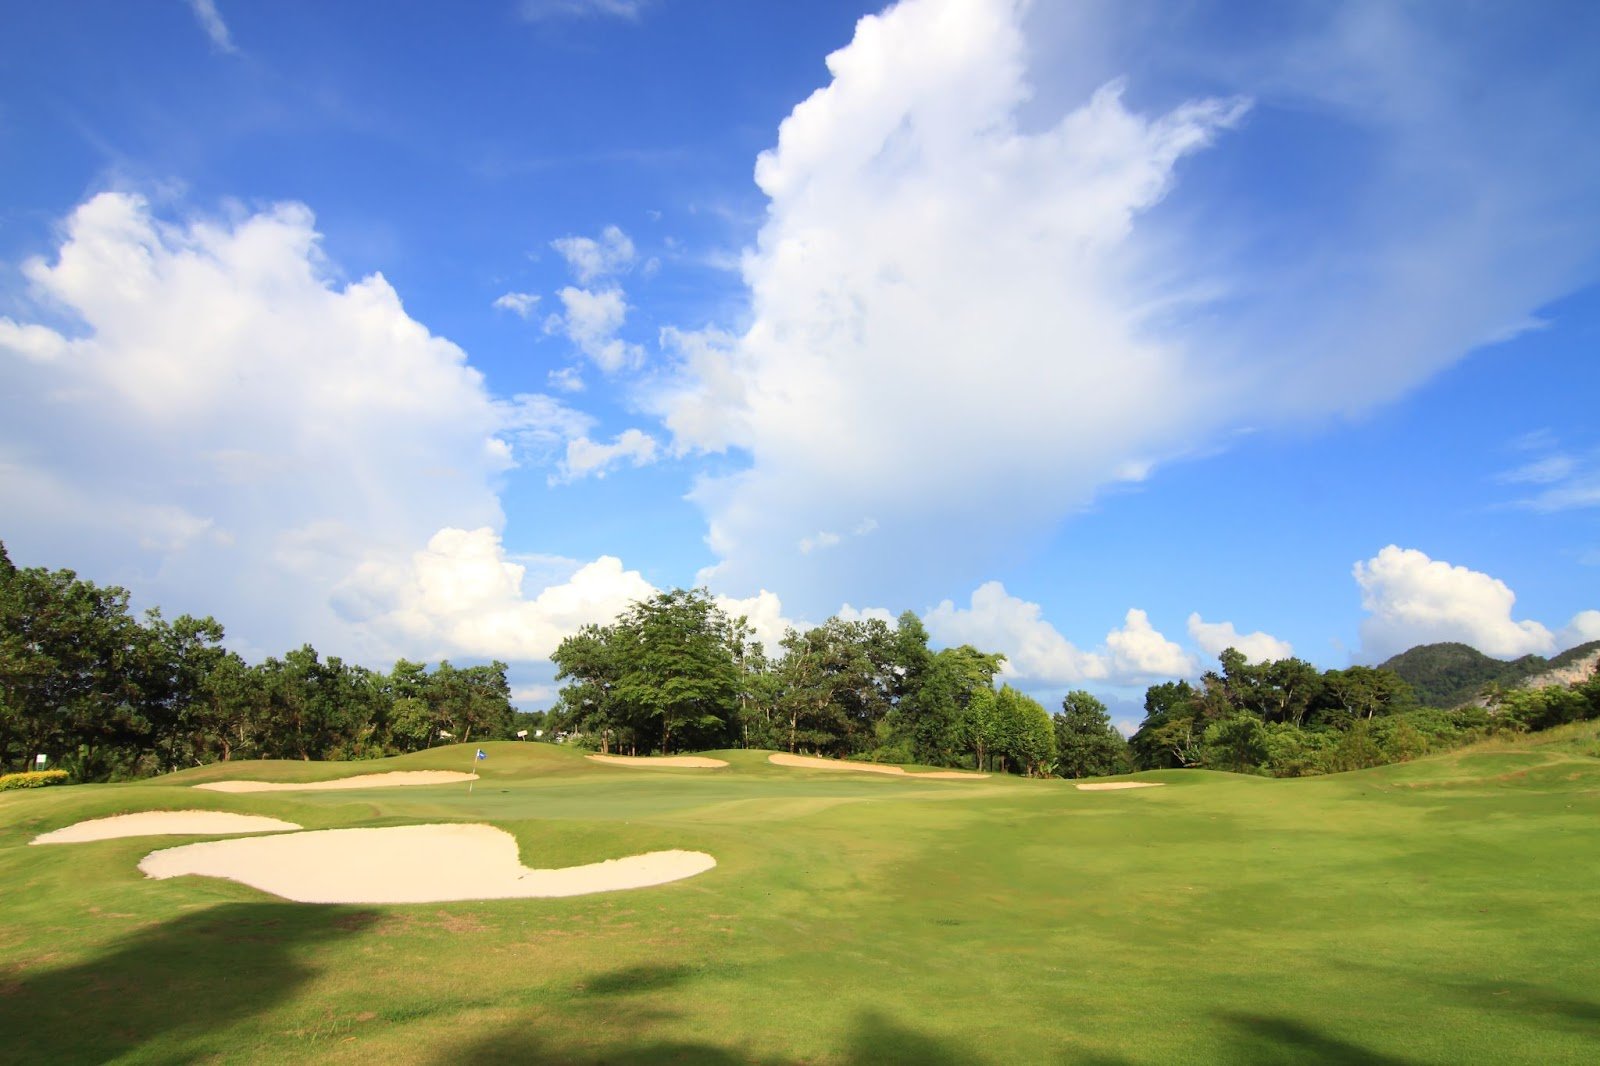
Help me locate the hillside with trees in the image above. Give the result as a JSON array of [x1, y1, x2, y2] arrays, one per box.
[[1127, 645, 1600, 777], [1378, 640, 1600, 708]]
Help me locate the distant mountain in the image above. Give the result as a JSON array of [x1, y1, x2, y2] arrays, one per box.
[[1378, 640, 1600, 709]]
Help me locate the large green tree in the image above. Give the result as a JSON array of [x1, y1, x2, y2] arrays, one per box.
[[1053, 690, 1130, 778], [898, 644, 1004, 767], [552, 589, 746, 754]]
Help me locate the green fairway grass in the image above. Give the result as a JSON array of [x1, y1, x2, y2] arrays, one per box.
[[3, 736, 1598, 1064]]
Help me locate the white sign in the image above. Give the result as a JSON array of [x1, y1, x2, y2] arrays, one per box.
[[438, 730, 454, 739], [515, 730, 528, 739], [35, 754, 48, 766]]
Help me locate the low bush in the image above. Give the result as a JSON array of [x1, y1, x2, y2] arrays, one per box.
[[0, 769, 70, 791]]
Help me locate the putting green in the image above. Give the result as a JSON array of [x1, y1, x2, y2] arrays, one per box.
[[3, 735, 1597, 1064]]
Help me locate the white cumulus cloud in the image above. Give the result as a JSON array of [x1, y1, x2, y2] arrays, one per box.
[[1106, 608, 1195, 679], [1557, 610, 1600, 651], [924, 581, 1190, 686], [656, 0, 1249, 607], [1353, 546, 1556, 661], [0, 319, 69, 363], [1187, 613, 1294, 665], [546, 285, 642, 372], [335, 527, 657, 661], [926, 583, 1104, 684], [652, 0, 1600, 616], [837, 603, 896, 626], [0, 192, 595, 662], [713, 589, 806, 655]]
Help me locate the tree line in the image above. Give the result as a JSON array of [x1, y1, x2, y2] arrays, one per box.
[[551, 589, 1600, 779], [10, 541, 1594, 784], [1127, 646, 1600, 776], [0, 543, 521, 780], [548, 587, 1128, 777]]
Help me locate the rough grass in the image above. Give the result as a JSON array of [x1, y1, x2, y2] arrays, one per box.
[[3, 740, 1597, 1064]]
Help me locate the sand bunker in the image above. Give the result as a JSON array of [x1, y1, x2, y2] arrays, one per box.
[[194, 770, 477, 793], [1075, 781, 1165, 791], [586, 754, 729, 768], [138, 824, 715, 903], [32, 811, 301, 845], [768, 753, 987, 780]]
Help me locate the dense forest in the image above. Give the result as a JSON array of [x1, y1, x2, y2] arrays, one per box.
[[6, 541, 1598, 783], [0, 543, 524, 780]]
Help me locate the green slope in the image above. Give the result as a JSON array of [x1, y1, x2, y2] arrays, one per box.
[[3, 738, 1598, 1064]]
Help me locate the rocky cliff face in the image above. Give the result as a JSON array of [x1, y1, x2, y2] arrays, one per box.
[[1518, 646, 1600, 692]]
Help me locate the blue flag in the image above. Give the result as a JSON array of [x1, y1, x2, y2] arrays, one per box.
[[475, 749, 487, 760]]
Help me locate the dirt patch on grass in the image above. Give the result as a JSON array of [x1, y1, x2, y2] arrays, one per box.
[[139, 824, 716, 903], [586, 754, 729, 768], [194, 771, 476, 793], [1074, 782, 1165, 791], [31, 811, 302, 845], [768, 753, 987, 779]]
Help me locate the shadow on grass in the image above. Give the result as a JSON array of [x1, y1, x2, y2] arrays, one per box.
[[435, 1004, 986, 1065], [1338, 956, 1600, 1047], [579, 963, 702, 997], [1216, 1013, 1417, 1065], [1447, 977, 1600, 1034], [0, 902, 377, 1064]]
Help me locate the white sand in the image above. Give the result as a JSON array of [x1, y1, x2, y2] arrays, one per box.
[[1075, 781, 1165, 791], [31, 810, 301, 845], [138, 824, 715, 903], [194, 770, 477, 793], [768, 753, 987, 780], [586, 754, 729, 768]]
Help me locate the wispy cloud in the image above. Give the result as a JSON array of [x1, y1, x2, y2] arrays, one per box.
[[1496, 454, 1576, 486], [553, 428, 659, 484], [551, 226, 635, 285], [1497, 433, 1600, 512], [518, 0, 650, 23], [185, 0, 238, 55], [542, 226, 644, 372], [1520, 480, 1600, 513]]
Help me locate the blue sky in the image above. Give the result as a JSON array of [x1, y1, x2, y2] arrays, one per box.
[[3, 0, 1598, 723]]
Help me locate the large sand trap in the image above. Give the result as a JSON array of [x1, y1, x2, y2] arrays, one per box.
[[194, 770, 477, 793], [31, 811, 302, 845], [586, 754, 729, 768], [1075, 781, 1165, 791], [768, 753, 987, 780], [138, 824, 716, 903]]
